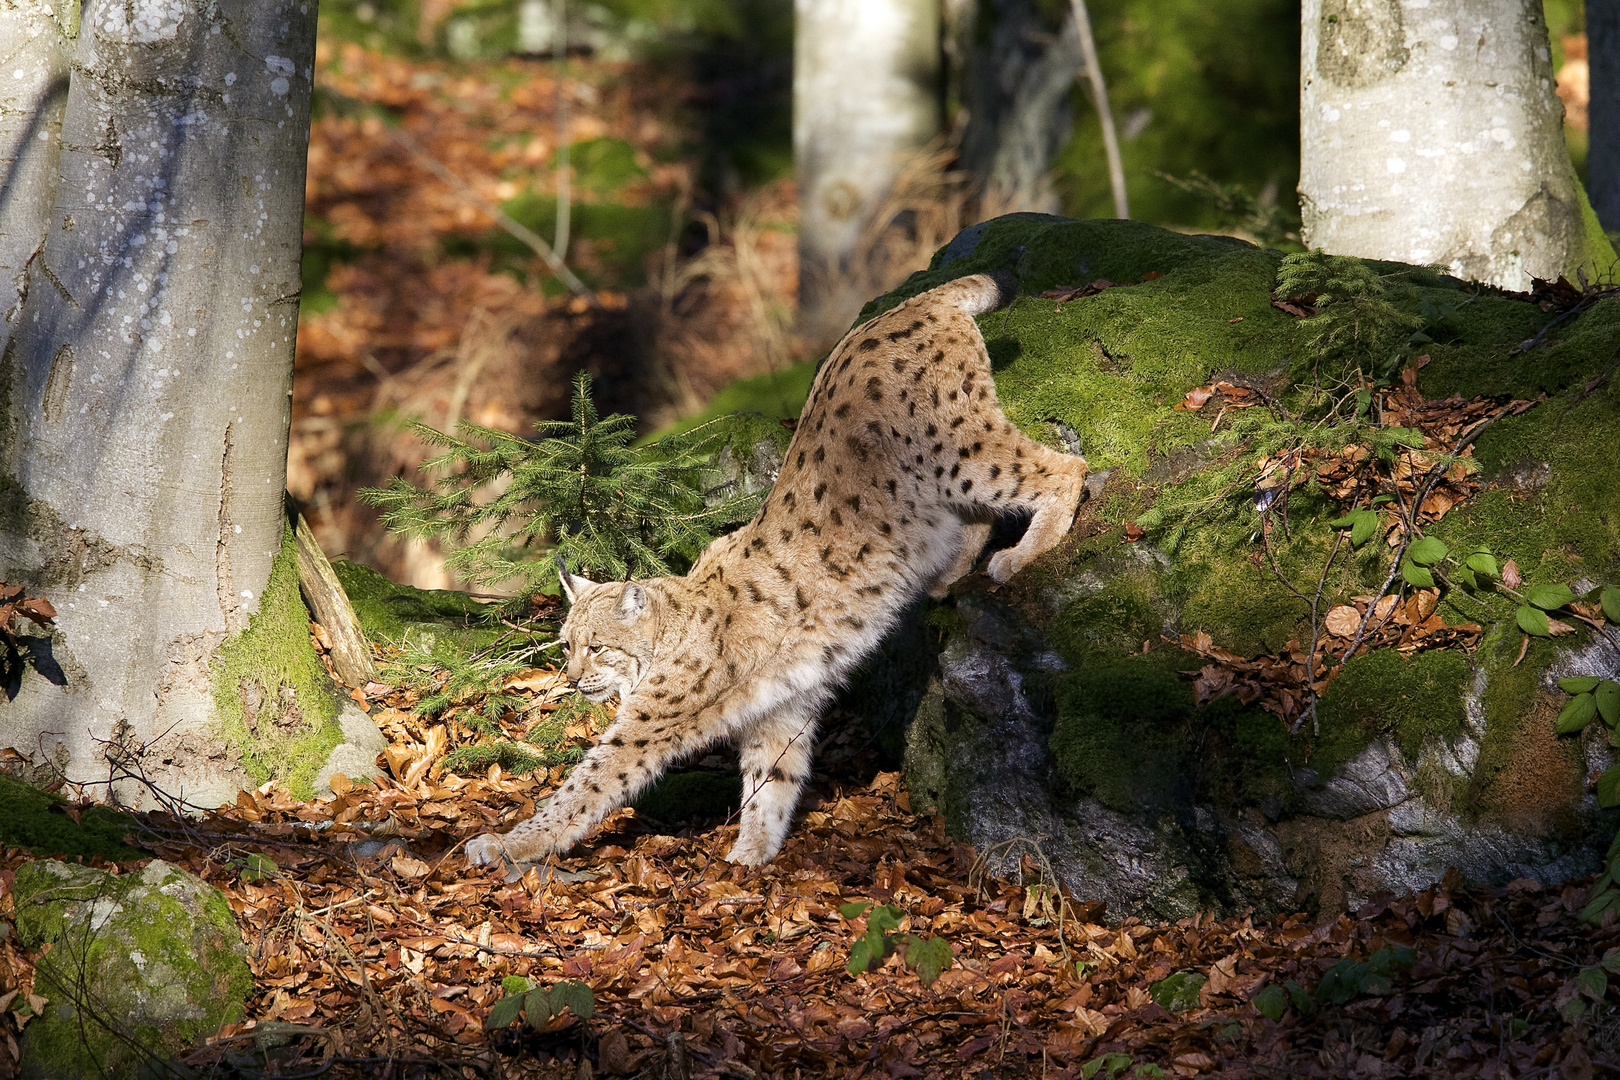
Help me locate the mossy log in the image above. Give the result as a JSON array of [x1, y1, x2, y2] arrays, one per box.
[[833, 214, 1620, 919]]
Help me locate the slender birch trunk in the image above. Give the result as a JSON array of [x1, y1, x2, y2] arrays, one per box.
[[795, 0, 940, 348], [0, 0, 319, 806], [1300, 0, 1615, 288]]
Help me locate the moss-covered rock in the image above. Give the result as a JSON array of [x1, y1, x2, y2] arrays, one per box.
[[861, 214, 1620, 918], [332, 559, 506, 655], [15, 859, 251, 1079]]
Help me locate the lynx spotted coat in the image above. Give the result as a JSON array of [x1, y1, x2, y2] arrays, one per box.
[[465, 273, 1087, 867]]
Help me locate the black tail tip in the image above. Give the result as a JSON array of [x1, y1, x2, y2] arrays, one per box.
[[986, 268, 1020, 309]]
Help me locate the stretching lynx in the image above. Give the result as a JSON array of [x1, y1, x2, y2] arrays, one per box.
[[465, 273, 1087, 867]]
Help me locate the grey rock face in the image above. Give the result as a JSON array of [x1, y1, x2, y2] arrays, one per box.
[[315, 700, 390, 796], [14, 859, 251, 1080]]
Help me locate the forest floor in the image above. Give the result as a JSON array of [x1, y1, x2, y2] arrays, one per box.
[[4, 643, 1620, 1080]]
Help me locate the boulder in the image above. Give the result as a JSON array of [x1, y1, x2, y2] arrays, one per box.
[[840, 214, 1620, 919], [14, 859, 251, 1080]]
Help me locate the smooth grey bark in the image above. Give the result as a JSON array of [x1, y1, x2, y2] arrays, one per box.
[[958, 0, 1081, 217], [795, 0, 940, 348], [0, 0, 316, 806], [1300, 0, 1611, 289], [1590, 1, 1620, 230], [0, 2, 69, 337]]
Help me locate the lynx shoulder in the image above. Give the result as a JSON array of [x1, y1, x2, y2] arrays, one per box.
[[465, 273, 1087, 868]]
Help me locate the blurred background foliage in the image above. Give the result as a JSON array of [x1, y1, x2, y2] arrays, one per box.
[[296, 0, 1595, 591]]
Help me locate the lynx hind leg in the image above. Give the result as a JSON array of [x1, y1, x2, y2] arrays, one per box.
[[727, 706, 819, 865], [930, 519, 994, 599], [985, 442, 1088, 584]]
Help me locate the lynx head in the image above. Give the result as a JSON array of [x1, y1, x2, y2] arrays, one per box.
[[557, 562, 659, 703]]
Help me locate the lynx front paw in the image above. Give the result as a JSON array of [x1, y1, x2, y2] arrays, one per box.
[[725, 833, 780, 866], [986, 548, 1024, 584], [465, 833, 508, 866]]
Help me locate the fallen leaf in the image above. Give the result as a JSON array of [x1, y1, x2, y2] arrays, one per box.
[[391, 854, 431, 879], [1503, 559, 1523, 588], [1324, 605, 1361, 637]]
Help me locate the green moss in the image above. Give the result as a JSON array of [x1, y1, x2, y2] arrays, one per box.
[[211, 526, 342, 799], [1051, 662, 1194, 811], [0, 774, 146, 862], [1312, 650, 1471, 775], [654, 361, 817, 438], [15, 860, 251, 1080], [331, 559, 505, 655]]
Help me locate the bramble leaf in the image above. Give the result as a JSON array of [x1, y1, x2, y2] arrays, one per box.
[[550, 980, 595, 1020], [1599, 681, 1620, 725], [1560, 676, 1604, 694], [1604, 586, 1620, 623], [488, 994, 523, 1030], [1556, 693, 1599, 734], [1524, 583, 1577, 610], [1466, 552, 1498, 577], [1599, 764, 1620, 809], [1516, 605, 1551, 637], [900, 935, 954, 988], [1408, 536, 1448, 566], [838, 901, 873, 919], [523, 987, 552, 1028], [1252, 983, 1288, 1020], [1401, 560, 1435, 588]]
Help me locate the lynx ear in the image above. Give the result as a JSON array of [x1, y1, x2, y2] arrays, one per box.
[[557, 557, 595, 604], [616, 582, 647, 621]]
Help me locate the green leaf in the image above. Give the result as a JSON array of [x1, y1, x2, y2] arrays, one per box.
[[899, 935, 954, 988], [487, 994, 523, 1030], [1604, 586, 1620, 623], [1599, 681, 1620, 725], [1561, 996, 1590, 1023], [1083, 1053, 1134, 1079], [1516, 605, 1551, 637], [1465, 552, 1498, 577], [1350, 510, 1378, 548], [1598, 764, 1620, 809], [867, 905, 904, 935], [1524, 583, 1578, 610], [240, 853, 278, 882], [549, 980, 595, 1020], [1578, 966, 1609, 1001], [1370, 494, 1394, 506], [1401, 560, 1435, 588], [1560, 676, 1604, 694], [1454, 567, 1478, 591], [1556, 693, 1599, 735], [1602, 950, 1620, 975], [838, 901, 873, 919], [1150, 971, 1208, 1014], [1134, 1067, 1166, 1079], [1284, 979, 1315, 1015], [846, 936, 876, 975], [523, 987, 553, 1028], [1408, 536, 1448, 566], [1252, 984, 1288, 1021], [500, 976, 534, 996], [1580, 888, 1620, 925]]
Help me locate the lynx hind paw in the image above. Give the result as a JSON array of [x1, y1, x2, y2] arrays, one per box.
[[465, 833, 508, 866], [725, 835, 779, 866]]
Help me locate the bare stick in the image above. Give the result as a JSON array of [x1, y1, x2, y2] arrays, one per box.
[[552, 0, 572, 259], [1069, 0, 1128, 219]]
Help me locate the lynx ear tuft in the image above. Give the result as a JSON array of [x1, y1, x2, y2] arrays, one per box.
[[616, 582, 648, 621], [558, 557, 596, 604]]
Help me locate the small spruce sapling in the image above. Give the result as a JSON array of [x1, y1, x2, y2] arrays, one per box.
[[362, 371, 762, 612], [1274, 251, 1424, 368]]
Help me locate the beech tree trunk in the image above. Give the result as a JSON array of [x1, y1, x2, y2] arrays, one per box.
[[1589, 2, 1620, 231], [0, 0, 317, 805], [794, 0, 940, 348], [957, 0, 1082, 216], [1299, 0, 1614, 289]]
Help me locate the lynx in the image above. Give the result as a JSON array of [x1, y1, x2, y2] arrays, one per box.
[[465, 272, 1087, 867]]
